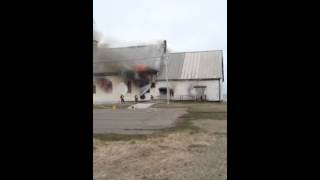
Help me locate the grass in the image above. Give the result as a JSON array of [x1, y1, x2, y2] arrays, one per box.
[[188, 144, 209, 148], [93, 121, 201, 142], [180, 112, 227, 120], [93, 133, 150, 141], [187, 144, 209, 153], [152, 102, 227, 112], [153, 102, 227, 120], [94, 102, 227, 142]]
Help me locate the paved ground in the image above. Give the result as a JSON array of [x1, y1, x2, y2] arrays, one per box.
[[93, 108, 187, 134], [128, 103, 155, 109]]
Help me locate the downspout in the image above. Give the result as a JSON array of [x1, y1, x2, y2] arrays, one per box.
[[220, 51, 224, 101], [221, 52, 224, 82], [219, 79, 221, 101]]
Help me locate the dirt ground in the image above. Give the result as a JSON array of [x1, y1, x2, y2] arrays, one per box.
[[93, 102, 227, 180]]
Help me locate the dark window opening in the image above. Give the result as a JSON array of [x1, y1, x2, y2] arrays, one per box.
[[127, 81, 132, 93], [97, 78, 112, 93], [159, 88, 167, 95], [151, 82, 155, 88], [159, 88, 173, 96], [93, 85, 96, 94]]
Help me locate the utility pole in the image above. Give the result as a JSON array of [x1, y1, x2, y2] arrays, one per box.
[[163, 40, 169, 104], [165, 55, 169, 104]]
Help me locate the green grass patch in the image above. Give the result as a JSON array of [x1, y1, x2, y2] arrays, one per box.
[[187, 144, 209, 153], [152, 102, 227, 113], [93, 133, 150, 141], [181, 112, 227, 120], [188, 144, 209, 149]]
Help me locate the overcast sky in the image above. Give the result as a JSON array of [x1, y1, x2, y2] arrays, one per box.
[[93, 0, 227, 94]]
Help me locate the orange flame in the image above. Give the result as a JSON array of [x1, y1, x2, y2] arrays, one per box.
[[134, 64, 148, 72]]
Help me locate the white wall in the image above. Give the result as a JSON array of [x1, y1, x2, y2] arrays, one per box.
[[155, 80, 221, 101], [93, 76, 222, 103], [93, 76, 140, 104]]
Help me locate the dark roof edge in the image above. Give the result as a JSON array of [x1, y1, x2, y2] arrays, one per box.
[[157, 78, 221, 81]]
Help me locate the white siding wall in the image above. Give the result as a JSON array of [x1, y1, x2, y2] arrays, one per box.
[[93, 77, 222, 103], [93, 76, 140, 104], [155, 80, 221, 101]]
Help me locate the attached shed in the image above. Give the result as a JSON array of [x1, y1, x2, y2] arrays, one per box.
[[156, 50, 224, 101]]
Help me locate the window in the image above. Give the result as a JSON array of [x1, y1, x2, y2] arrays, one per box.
[[159, 88, 173, 96], [96, 78, 112, 93], [159, 88, 167, 95], [127, 81, 132, 93], [93, 85, 96, 94], [151, 82, 155, 88]]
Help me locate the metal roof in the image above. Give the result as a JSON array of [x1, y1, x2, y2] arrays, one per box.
[[157, 50, 223, 80], [94, 44, 164, 73]]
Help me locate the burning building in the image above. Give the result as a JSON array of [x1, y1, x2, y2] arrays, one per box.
[[93, 38, 165, 103], [93, 38, 224, 104]]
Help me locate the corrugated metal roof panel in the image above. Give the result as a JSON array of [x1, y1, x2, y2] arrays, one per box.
[[157, 50, 223, 80], [181, 52, 202, 79], [157, 53, 185, 80]]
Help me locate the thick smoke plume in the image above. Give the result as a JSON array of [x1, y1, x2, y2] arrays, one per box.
[[95, 42, 165, 89], [93, 20, 166, 96]]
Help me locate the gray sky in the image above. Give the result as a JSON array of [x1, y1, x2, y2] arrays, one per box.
[[93, 0, 227, 94]]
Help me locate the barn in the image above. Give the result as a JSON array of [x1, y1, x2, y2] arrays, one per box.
[[93, 40, 224, 104], [155, 50, 224, 101]]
